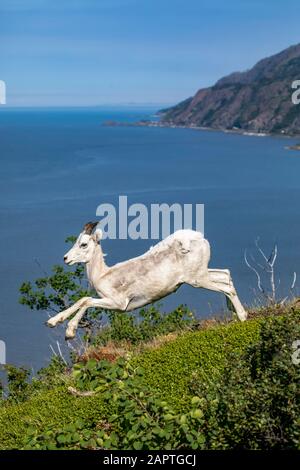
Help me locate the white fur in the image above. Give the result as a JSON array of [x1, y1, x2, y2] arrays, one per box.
[[47, 226, 247, 339]]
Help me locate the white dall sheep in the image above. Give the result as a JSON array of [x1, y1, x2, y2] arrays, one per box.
[[47, 222, 247, 339]]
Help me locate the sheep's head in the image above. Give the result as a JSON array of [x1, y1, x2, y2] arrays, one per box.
[[64, 222, 102, 265]]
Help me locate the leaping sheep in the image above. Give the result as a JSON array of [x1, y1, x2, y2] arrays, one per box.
[[47, 222, 247, 339]]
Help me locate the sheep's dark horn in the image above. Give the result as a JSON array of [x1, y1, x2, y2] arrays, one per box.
[[83, 221, 98, 235]]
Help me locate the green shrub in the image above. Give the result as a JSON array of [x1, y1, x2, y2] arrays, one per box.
[[2, 314, 294, 450], [0, 386, 112, 450], [190, 311, 300, 449], [0, 317, 261, 449], [92, 304, 196, 346], [1, 365, 31, 403], [24, 358, 207, 450], [133, 318, 262, 409], [0, 357, 68, 405]]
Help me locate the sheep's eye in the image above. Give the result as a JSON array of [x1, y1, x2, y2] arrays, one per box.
[[80, 243, 88, 248]]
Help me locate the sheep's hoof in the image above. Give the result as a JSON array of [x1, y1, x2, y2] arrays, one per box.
[[65, 329, 76, 340], [46, 319, 57, 328]]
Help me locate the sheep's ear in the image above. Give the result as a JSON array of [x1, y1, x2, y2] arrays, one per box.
[[94, 228, 103, 242]]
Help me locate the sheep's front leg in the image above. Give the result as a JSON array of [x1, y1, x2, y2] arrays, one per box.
[[65, 297, 129, 340], [47, 296, 91, 328]]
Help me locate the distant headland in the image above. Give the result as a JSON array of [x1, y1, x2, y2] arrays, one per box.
[[103, 44, 300, 140], [159, 44, 300, 137]]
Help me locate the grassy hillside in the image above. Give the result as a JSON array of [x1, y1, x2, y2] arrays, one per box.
[[131, 319, 261, 410], [0, 315, 269, 449]]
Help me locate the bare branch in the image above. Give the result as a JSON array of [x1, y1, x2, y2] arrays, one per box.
[[34, 258, 49, 277], [268, 244, 278, 268], [56, 341, 67, 365], [279, 296, 288, 306], [244, 250, 264, 294], [291, 272, 297, 290], [49, 344, 57, 357], [255, 237, 269, 264], [245, 238, 297, 306], [249, 251, 267, 272], [68, 386, 96, 397]]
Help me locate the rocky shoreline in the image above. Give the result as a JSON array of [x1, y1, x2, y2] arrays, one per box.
[[102, 119, 300, 141]]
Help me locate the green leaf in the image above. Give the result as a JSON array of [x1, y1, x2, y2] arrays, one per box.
[[133, 441, 143, 450]]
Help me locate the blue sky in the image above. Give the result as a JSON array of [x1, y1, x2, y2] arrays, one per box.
[[1, 0, 300, 106]]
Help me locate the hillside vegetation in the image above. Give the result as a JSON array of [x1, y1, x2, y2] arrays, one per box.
[[0, 304, 299, 450]]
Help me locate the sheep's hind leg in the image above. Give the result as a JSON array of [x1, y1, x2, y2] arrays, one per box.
[[190, 268, 247, 321]]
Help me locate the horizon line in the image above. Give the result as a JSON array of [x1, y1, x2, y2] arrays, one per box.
[[0, 102, 173, 109]]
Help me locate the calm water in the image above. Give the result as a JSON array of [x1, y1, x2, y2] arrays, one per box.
[[0, 106, 300, 370]]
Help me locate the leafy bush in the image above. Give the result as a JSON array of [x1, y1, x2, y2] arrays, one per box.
[[1, 365, 31, 403], [190, 311, 300, 449], [133, 318, 262, 409], [23, 312, 285, 451], [0, 357, 68, 404], [92, 304, 196, 347], [0, 317, 261, 449], [0, 387, 111, 450], [19, 264, 89, 313], [2, 312, 299, 450], [24, 358, 207, 450]]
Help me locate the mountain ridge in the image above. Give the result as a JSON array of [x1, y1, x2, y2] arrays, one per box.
[[160, 44, 300, 135]]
